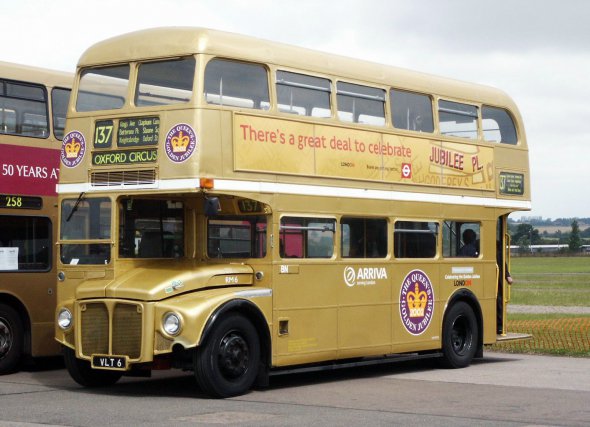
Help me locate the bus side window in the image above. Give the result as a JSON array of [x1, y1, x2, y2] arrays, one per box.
[[394, 221, 437, 258], [438, 100, 478, 139], [207, 216, 267, 259], [482, 105, 518, 144], [337, 82, 386, 126], [341, 217, 387, 258], [280, 217, 335, 258], [0, 216, 51, 271], [276, 71, 331, 118], [0, 80, 49, 138], [204, 59, 270, 110], [443, 221, 481, 257], [390, 88, 434, 133]]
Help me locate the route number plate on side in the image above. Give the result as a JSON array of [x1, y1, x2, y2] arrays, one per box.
[[92, 355, 127, 370]]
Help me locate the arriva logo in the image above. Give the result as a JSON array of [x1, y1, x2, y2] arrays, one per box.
[[344, 266, 388, 287]]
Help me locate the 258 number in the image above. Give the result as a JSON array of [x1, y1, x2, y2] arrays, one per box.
[[4, 196, 22, 208]]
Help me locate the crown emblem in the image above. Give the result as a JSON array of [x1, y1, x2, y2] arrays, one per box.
[[171, 131, 190, 153], [64, 139, 81, 158], [407, 283, 427, 317]]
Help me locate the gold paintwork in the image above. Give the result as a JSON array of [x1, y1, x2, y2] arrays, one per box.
[[0, 62, 72, 359], [55, 28, 530, 372]]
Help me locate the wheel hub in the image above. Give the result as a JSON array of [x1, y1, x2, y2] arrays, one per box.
[[218, 332, 249, 379], [451, 316, 470, 354], [0, 318, 12, 358]]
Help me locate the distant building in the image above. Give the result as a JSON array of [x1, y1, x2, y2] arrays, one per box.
[[510, 244, 590, 255]]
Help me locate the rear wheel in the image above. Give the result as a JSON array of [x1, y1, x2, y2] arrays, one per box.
[[440, 301, 478, 368], [0, 303, 24, 374], [194, 314, 260, 398], [63, 346, 122, 387]]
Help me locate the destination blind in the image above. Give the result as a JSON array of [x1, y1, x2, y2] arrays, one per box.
[[93, 116, 160, 148], [1, 194, 43, 209]]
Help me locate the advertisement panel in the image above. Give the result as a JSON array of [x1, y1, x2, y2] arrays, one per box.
[[234, 114, 494, 190], [0, 143, 60, 196]]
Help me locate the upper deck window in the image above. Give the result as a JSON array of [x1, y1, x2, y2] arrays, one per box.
[[438, 100, 478, 139], [390, 89, 434, 133], [135, 58, 195, 107], [482, 106, 517, 144], [276, 71, 331, 117], [337, 82, 385, 126], [0, 80, 49, 138], [76, 65, 129, 112], [204, 59, 269, 109], [51, 87, 71, 140]]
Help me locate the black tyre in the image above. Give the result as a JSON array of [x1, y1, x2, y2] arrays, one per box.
[[0, 304, 24, 374], [194, 314, 260, 398], [440, 301, 478, 369], [63, 346, 122, 387]]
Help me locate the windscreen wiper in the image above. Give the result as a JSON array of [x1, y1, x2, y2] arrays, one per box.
[[65, 192, 86, 222]]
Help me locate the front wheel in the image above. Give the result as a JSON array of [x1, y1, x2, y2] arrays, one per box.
[[440, 301, 478, 368], [194, 314, 260, 398], [0, 304, 24, 374], [63, 346, 122, 387]]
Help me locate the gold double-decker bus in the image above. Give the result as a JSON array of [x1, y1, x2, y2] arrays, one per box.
[[0, 62, 71, 373], [55, 28, 530, 397]]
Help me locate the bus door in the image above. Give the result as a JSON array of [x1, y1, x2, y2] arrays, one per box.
[[496, 216, 511, 334]]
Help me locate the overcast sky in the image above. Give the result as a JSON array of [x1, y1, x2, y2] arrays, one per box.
[[5, 0, 589, 220]]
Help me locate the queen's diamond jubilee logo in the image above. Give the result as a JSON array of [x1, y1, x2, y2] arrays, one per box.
[[165, 123, 197, 163], [399, 269, 434, 335], [61, 131, 86, 168]]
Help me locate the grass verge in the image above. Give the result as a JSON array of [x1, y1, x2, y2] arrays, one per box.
[[489, 313, 590, 357]]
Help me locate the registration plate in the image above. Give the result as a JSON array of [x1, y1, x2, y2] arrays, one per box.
[[92, 355, 127, 370]]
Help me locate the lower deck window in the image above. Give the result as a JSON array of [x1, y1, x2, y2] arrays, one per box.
[[0, 215, 51, 271], [443, 221, 481, 257], [394, 221, 438, 258], [60, 197, 111, 265], [207, 216, 267, 258], [119, 198, 184, 259], [341, 217, 387, 258], [280, 217, 335, 258]]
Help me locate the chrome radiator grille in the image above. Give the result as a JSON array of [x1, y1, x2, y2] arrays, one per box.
[[80, 302, 143, 359]]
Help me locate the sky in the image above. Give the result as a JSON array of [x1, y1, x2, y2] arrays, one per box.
[[4, 0, 590, 220]]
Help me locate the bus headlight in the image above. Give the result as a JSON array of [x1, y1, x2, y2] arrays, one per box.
[[162, 312, 182, 336], [57, 308, 72, 330]]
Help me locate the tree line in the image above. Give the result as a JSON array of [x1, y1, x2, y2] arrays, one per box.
[[508, 219, 588, 253]]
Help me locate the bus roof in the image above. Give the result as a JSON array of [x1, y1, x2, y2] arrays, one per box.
[[77, 27, 519, 112], [0, 61, 73, 88]]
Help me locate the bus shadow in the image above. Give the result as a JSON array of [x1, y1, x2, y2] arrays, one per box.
[[36, 354, 520, 399], [21, 355, 65, 372]]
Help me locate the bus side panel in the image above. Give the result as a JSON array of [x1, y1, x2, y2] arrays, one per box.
[[391, 263, 441, 353]]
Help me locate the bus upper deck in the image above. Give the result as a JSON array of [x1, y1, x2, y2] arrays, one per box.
[[58, 27, 529, 213]]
